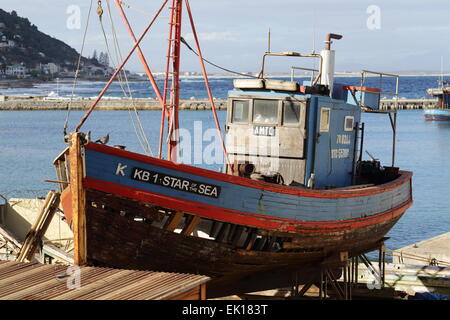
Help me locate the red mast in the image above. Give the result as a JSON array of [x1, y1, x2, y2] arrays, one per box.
[[76, 0, 232, 172], [164, 0, 183, 162]]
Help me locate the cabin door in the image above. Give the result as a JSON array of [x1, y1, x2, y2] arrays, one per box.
[[313, 101, 357, 188]]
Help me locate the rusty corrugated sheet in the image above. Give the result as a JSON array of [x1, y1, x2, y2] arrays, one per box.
[[0, 260, 209, 300]]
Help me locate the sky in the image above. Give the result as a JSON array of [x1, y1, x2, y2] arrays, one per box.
[[1, 0, 450, 74]]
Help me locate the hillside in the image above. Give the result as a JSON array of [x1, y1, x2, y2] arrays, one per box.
[[0, 9, 96, 70]]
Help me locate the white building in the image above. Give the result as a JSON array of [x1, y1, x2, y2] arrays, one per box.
[[41, 62, 59, 75], [6, 64, 27, 77]]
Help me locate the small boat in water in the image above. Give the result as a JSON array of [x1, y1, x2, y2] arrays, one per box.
[[425, 83, 450, 120], [53, 1, 413, 297]]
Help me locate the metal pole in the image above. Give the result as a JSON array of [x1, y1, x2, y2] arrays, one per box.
[[391, 112, 397, 167], [359, 122, 365, 161]]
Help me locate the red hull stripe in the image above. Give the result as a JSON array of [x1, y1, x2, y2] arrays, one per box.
[[84, 143, 413, 199], [342, 86, 381, 93], [83, 177, 413, 233]]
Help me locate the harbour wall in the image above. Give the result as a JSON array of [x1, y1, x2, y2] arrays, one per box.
[[0, 96, 438, 111], [0, 97, 228, 111]]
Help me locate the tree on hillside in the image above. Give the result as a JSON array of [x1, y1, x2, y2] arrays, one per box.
[[92, 50, 98, 63], [98, 51, 109, 67]]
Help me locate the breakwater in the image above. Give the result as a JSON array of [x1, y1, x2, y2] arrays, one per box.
[[0, 96, 438, 110], [0, 97, 228, 111]]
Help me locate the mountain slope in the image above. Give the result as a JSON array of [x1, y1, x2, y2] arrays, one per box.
[[0, 9, 95, 68]]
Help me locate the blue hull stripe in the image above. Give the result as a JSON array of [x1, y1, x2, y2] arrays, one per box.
[[85, 148, 411, 222]]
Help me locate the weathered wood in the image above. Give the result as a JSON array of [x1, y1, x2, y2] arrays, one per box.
[[71, 186, 409, 297], [0, 225, 23, 254], [42, 243, 74, 264], [215, 223, 230, 243], [231, 226, 245, 247], [200, 283, 206, 300], [164, 211, 184, 232], [70, 132, 87, 265], [181, 215, 201, 236], [244, 230, 257, 250], [16, 190, 61, 262], [169, 286, 202, 300]]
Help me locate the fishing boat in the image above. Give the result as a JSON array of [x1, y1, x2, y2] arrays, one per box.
[[53, 1, 413, 297], [425, 81, 450, 120]]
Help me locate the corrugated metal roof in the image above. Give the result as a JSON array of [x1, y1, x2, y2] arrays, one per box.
[[0, 260, 209, 300]]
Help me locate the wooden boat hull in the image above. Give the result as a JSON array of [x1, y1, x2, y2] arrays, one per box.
[[56, 136, 413, 297]]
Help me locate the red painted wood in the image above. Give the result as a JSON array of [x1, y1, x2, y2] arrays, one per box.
[[343, 86, 381, 93], [60, 187, 73, 226], [85, 142, 413, 199], [83, 177, 413, 233]]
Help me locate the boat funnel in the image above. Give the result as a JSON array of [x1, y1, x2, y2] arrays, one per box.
[[319, 33, 343, 96]]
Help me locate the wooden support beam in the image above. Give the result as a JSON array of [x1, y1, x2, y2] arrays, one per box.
[[16, 190, 61, 262], [164, 211, 184, 232], [297, 280, 315, 297], [325, 268, 345, 300], [209, 221, 220, 238], [231, 226, 245, 247], [244, 229, 257, 250], [181, 215, 201, 236], [215, 223, 230, 243], [70, 132, 87, 266], [200, 283, 207, 300]]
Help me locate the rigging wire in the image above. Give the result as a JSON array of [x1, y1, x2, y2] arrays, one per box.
[[63, 0, 95, 137], [97, 0, 153, 156], [116, 0, 156, 18], [105, 0, 154, 156], [180, 37, 259, 79]]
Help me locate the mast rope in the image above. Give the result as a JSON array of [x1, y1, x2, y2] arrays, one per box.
[[116, 0, 155, 17], [184, 0, 233, 172], [104, 0, 154, 156], [96, 0, 154, 156], [180, 37, 259, 79], [63, 0, 95, 137], [75, 0, 169, 132]]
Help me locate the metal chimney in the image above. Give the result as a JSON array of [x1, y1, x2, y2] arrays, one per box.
[[320, 33, 343, 96]]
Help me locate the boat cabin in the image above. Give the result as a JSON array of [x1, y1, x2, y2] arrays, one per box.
[[225, 79, 361, 189]]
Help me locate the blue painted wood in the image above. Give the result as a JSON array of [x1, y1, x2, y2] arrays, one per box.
[[303, 97, 361, 189], [424, 109, 450, 120], [85, 149, 410, 223]]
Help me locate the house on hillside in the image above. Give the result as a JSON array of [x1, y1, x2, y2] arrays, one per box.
[[6, 63, 27, 77], [40, 62, 60, 75]]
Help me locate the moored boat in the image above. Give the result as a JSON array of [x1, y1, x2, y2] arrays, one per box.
[[54, 1, 413, 297], [424, 74, 450, 120]]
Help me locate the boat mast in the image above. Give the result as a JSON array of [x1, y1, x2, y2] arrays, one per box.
[[164, 0, 183, 162]]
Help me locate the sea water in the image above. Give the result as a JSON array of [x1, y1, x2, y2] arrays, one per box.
[[0, 75, 445, 100]]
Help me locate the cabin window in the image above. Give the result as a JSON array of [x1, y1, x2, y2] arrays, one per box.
[[344, 116, 354, 131], [283, 101, 301, 125], [232, 100, 249, 123], [319, 108, 330, 132], [253, 99, 278, 124]]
